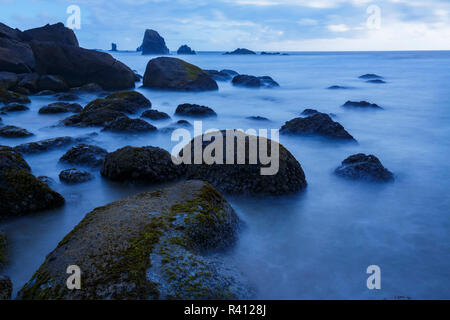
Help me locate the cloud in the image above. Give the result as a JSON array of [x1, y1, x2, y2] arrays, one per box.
[[328, 24, 350, 32]]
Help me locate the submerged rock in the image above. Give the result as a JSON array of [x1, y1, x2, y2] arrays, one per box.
[[101, 146, 183, 182], [18, 180, 251, 300], [142, 57, 218, 91], [204, 70, 232, 81], [39, 102, 82, 114], [59, 168, 93, 184], [180, 130, 307, 195], [177, 45, 195, 55], [300, 108, 319, 116], [224, 48, 256, 55], [359, 73, 383, 79], [0, 147, 64, 217], [0, 103, 29, 112], [0, 275, 12, 300], [0, 88, 30, 104], [232, 74, 279, 88], [175, 103, 217, 117], [140, 29, 170, 55], [342, 100, 382, 109], [246, 116, 269, 121], [335, 153, 394, 182], [0, 125, 33, 138], [14, 136, 76, 154], [60, 144, 108, 167], [327, 85, 351, 90], [102, 116, 157, 133], [366, 79, 386, 84], [280, 112, 355, 141], [141, 109, 170, 120]]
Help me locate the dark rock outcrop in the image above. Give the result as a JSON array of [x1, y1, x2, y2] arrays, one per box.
[[110, 43, 117, 52], [366, 79, 386, 84], [0, 88, 30, 104], [56, 92, 79, 101], [59, 168, 93, 184], [141, 109, 170, 120], [14, 137, 76, 154], [232, 75, 279, 88], [102, 116, 157, 133], [359, 74, 383, 79], [342, 101, 382, 109], [140, 29, 169, 55], [300, 109, 319, 116], [177, 45, 195, 55], [37, 74, 68, 92], [18, 180, 251, 300], [334, 153, 394, 182], [0, 276, 12, 300], [39, 102, 82, 114], [101, 146, 183, 182], [30, 41, 135, 90], [22, 22, 79, 47], [280, 112, 355, 141], [246, 116, 269, 121], [175, 103, 217, 117], [142, 57, 218, 91], [60, 144, 108, 167], [0, 125, 33, 138], [327, 85, 350, 90], [180, 130, 307, 195], [0, 147, 64, 217], [69, 83, 103, 93], [0, 103, 29, 112], [224, 48, 256, 55]]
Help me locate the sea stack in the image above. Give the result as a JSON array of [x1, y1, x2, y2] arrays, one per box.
[[139, 29, 169, 55]]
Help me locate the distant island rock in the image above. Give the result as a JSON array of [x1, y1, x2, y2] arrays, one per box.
[[110, 43, 117, 51], [342, 100, 382, 109], [177, 44, 195, 55], [142, 57, 218, 91], [359, 74, 383, 79], [139, 29, 169, 55], [224, 48, 256, 55]]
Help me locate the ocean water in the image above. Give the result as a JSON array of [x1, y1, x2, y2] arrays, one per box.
[[1, 51, 449, 299]]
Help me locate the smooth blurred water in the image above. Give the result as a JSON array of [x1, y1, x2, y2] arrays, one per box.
[[1, 51, 449, 299]]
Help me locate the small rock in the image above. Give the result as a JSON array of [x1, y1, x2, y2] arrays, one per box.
[[366, 79, 386, 84], [0, 103, 29, 112], [327, 85, 350, 90], [56, 92, 79, 101], [0, 87, 30, 104], [224, 48, 256, 55], [0, 125, 33, 138], [14, 136, 75, 154], [342, 101, 382, 109], [232, 75, 279, 88], [246, 116, 269, 121], [39, 102, 83, 114], [335, 153, 394, 182], [359, 74, 383, 79], [102, 116, 157, 133], [141, 109, 170, 120], [59, 168, 93, 184], [60, 144, 108, 167], [175, 103, 217, 117], [301, 109, 319, 116]]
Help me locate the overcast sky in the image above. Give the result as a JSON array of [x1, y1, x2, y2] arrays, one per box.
[[1, 0, 449, 51]]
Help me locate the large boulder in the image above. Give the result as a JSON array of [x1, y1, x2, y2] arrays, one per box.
[[175, 103, 217, 117], [22, 22, 79, 47], [140, 29, 169, 55], [18, 180, 251, 299], [180, 130, 307, 195], [280, 112, 355, 141], [142, 57, 218, 91], [177, 44, 195, 55], [0, 147, 64, 218], [101, 146, 183, 182], [334, 153, 394, 182], [224, 48, 256, 55], [60, 144, 108, 167], [0, 39, 34, 73], [37, 74, 69, 92], [30, 41, 135, 90]]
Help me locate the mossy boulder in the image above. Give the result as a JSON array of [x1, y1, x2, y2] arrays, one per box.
[[60, 144, 108, 167], [0, 87, 30, 104], [0, 125, 33, 138], [18, 180, 251, 300], [101, 146, 183, 183], [142, 57, 218, 91], [179, 129, 307, 195], [0, 103, 29, 112], [39, 102, 82, 114], [0, 148, 64, 218], [175, 103, 217, 118], [62, 91, 151, 128]]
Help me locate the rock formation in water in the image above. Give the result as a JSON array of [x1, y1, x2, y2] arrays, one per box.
[[224, 48, 256, 55], [142, 57, 218, 91], [111, 43, 117, 51], [139, 29, 170, 55], [177, 44, 195, 55], [335, 153, 394, 182]]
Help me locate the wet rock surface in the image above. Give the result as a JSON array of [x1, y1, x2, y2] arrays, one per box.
[[280, 112, 355, 141], [141, 109, 170, 120], [0, 103, 29, 112], [180, 130, 307, 195], [39, 102, 82, 114], [0, 88, 30, 104], [175, 103, 217, 117], [0, 125, 33, 138], [102, 116, 157, 133], [232, 74, 279, 88], [60, 144, 108, 167], [59, 168, 93, 184], [101, 145, 183, 183], [17, 180, 251, 300], [14, 136, 76, 154], [335, 153, 394, 182], [342, 100, 382, 109], [142, 57, 218, 91]]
